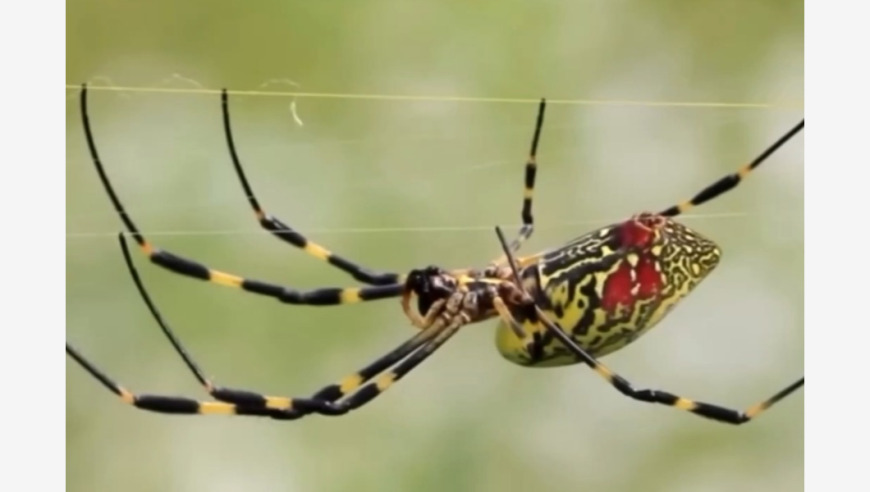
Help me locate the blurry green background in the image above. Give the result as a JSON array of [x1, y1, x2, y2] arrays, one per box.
[[66, 1, 804, 491]]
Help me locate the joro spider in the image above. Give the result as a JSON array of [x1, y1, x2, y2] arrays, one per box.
[[68, 84, 805, 425]]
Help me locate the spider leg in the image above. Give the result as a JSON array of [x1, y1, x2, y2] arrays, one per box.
[[220, 89, 403, 286], [68, 236, 460, 419], [490, 98, 546, 265], [288, 319, 462, 417], [287, 291, 469, 415], [533, 308, 803, 424], [80, 85, 403, 307], [660, 119, 804, 217], [66, 343, 292, 418], [305, 322, 439, 404]]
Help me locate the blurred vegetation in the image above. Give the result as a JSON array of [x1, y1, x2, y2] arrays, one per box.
[[67, 1, 803, 491]]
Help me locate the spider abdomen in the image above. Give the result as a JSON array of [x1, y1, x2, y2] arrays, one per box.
[[495, 213, 721, 367]]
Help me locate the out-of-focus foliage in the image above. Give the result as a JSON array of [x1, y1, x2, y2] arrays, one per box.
[[67, 1, 803, 491]]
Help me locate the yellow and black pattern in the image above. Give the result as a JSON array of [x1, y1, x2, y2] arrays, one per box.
[[495, 215, 723, 366], [70, 82, 804, 427], [220, 89, 403, 286], [491, 118, 805, 368], [533, 308, 804, 425], [66, 234, 465, 419], [66, 236, 301, 418], [80, 85, 404, 307], [491, 225, 803, 426], [660, 119, 805, 217], [490, 98, 546, 265], [67, 343, 271, 417]]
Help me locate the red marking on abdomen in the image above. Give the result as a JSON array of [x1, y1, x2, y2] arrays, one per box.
[[601, 254, 663, 313], [601, 261, 634, 312], [618, 221, 651, 248], [636, 255, 662, 297], [618, 213, 662, 249]]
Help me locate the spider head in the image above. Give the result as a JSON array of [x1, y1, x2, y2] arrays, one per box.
[[405, 266, 457, 316]]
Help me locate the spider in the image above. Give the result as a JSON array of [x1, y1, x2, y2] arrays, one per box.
[[67, 84, 804, 424]]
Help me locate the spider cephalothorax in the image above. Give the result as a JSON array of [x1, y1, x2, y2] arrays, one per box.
[[69, 84, 804, 426], [404, 266, 457, 317]]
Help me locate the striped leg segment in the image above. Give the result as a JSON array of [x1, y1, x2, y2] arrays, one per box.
[[66, 343, 283, 417], [113, 232, 305, 418], [492, 225, 804, 425], [220, 89, 402, 286], [537, 315, 804, 424], [311, 299, 452, 404], [660, 119, 805, 217], [68, 235, 456, 420], [308, 326, 438, 403], [295, 318, 464, 416], [491, 98, 547, 265], [80, 84, 403, 307]]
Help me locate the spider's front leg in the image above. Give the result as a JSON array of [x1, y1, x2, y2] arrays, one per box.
[[220, 89, 402, 286], [80, 84, 406, 309]]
